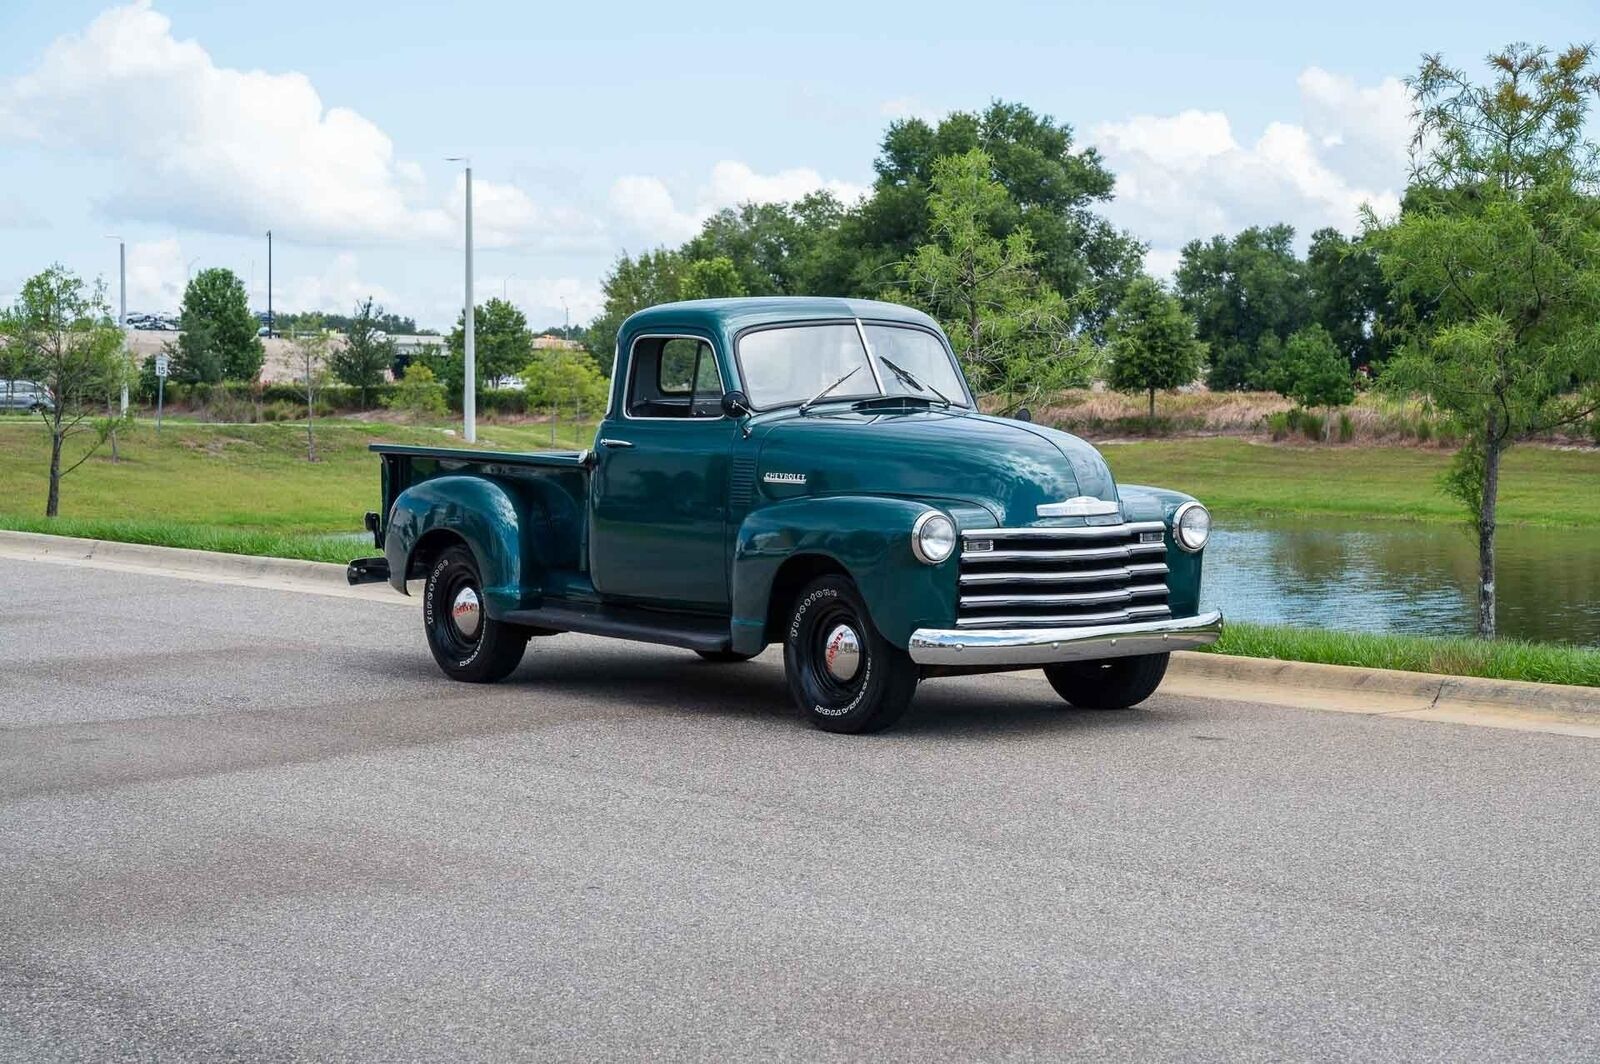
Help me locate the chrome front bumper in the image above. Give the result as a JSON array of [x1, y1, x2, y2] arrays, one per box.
[[907, 610, 1224, 667]]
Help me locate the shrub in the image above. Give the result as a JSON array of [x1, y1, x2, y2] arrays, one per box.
[[384, 364, 447, 419], [1338, 412, 1354, 442]]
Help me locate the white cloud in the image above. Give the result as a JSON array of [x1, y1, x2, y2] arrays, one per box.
[[0, 2, 594, 250], [1090, 67, 1410, 273], [608, 162, 868, 246], [125, 237, 185, 311], [275, 253, 398, 316]]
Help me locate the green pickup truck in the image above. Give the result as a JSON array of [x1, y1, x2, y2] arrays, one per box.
[[350, 297, 1222, 733]]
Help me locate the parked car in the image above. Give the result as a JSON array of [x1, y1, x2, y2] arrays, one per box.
[[0, 380, 55, 413], [349, 297, 1221, 733]]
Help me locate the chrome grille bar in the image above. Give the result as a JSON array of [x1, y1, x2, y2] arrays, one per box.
[[962, 542, 1165, 564], [960, 562, 1169, 586], [961, 582, 1170, 610], [962, 521, 1166, 540], [955, 604, 1174, 629]]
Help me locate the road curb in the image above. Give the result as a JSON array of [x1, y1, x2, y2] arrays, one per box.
[[1169, 650, 1600, 716], [0, 529, 361, 592]]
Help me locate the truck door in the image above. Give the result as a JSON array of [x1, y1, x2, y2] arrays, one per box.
[[589, 334, 736, 610]]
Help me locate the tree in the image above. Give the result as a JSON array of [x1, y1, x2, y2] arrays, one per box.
[[179, 268, 263, 381], [384, 362, 446, 419], [1105, 276, 1206, 420], [896, 150, 1093, 411], [1176, 224, 1311, 390], [1364, 43, 1600, 638], [0, 265, 128, 516], [447, 297, 532, 386], [1276, 325, 1355, 427], [588, 248, 687, 375], [1306, 228, 1395, 372], [522, 350, 609, 416], [677, 256, 747, 301], [287, 315, 332, 461], [330, 297, 396, 407], [855, 101, 1144, 332]]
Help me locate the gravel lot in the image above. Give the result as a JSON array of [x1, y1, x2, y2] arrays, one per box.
[[2, 563, 1597, 1062]]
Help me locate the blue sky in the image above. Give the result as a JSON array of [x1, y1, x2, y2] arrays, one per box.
[[1, 0, 1592, 330]]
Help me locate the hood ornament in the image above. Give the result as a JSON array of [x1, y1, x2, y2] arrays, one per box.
[[1037, 496, 1120, 518]]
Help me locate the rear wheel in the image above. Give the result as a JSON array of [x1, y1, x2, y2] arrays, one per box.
[[1044, 653, 1169, 710], [783, 575, 919, 734], [422, 546, 529, 683]]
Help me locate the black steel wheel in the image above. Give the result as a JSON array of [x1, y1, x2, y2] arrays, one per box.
[[422, 545, 529, 683], [1043, 653, 1169, 710], [783, 574, 918, 734]]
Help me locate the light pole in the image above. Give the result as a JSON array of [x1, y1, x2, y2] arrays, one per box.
[[503, 273, 515, 301], [447, 156, 476, 442], [186, 256, 200, 282], [105, 235, 127, 414], [562, 299, 569, 338], [265, 230, 274, 338]]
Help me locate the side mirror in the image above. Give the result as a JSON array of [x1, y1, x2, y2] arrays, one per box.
[[1014, 407, 1033, 423], [721, 390, 752, 418]]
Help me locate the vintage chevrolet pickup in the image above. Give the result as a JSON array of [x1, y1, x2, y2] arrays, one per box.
[[349, 297, 1222, 733]]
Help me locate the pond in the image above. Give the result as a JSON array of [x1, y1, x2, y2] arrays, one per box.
[[1203, 516, 1600, 648]]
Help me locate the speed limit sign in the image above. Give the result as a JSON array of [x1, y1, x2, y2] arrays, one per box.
[[155, 354, 169, 378]]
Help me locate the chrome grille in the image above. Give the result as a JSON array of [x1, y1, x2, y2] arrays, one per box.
[[957, 521, 1170, 628]]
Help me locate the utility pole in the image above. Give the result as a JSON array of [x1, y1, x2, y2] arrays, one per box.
[[266, 229, 274, 337], [562, 299, 569, 338], [447, 157, 476, 442]]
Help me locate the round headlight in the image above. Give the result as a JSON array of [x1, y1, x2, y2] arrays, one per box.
[[912, 511, 957, 565], [1174, 501, 1211, 553]]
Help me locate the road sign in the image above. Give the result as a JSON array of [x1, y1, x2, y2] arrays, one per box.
[[155, 355, 169, 378]]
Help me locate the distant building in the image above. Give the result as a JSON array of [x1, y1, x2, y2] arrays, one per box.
[[533, 334, 582, 351]]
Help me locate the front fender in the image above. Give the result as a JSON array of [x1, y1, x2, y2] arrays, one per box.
[[383, 475, 537, 617], [1119, 483, 1204, 618], [730, 495, 957, 655]]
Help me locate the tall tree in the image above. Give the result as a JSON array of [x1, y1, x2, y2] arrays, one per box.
[[1306, 228, 1394, 372], [330, 297, 397, 407], [677, 257, 747, 301], [179, 268, 263, 382], [0, 265, 127, 516], [1176, 224, 1310, 390], [897, 150, 1092, 411], [1105, 276, 1206, 421], [447, 297, 533, 386], [1365, 43, 1600, 638], [588, 249, 687, 375], [858, 101, 1144, 331]]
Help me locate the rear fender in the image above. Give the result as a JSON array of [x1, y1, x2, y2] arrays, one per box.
[[384, 475, 542, 617], [730, 496, 957, 656]]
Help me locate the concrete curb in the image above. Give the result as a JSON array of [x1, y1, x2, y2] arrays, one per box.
[[1169, 650, 1600, 716], [0, 529, 402, 604]]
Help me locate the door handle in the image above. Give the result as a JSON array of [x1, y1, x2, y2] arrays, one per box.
[[598, 437, 634, 449]]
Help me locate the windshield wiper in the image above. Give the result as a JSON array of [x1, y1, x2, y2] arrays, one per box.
[[799, 365, 862, 414], [879, 357, 952, 407]]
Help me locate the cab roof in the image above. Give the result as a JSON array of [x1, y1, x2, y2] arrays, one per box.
[[620, 297, 940, 339]]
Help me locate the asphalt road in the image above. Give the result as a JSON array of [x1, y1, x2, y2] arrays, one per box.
[[3, 564, 1597, 1062]]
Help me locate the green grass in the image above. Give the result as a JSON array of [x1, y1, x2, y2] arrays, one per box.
[[0, 417, 598, 546], [1204, 621, 1600, 687], [1102, 437, 1600, 527]]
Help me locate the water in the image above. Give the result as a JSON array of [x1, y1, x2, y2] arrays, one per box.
[[1203, 516, 1600, 647]]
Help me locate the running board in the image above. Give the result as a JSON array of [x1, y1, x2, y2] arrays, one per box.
[[497, 603, 732, 653]]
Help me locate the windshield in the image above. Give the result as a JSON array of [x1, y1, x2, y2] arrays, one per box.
[[736, 322, 970, 410], [862, 325, 969, 404]]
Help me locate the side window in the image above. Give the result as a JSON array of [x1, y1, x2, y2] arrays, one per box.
[[626, 336, 725, 418]]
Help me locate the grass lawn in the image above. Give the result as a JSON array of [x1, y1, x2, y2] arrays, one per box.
[[1102, 437, 1600, 527], [0, 416, 598, 562], [1203, 621, 1600, 688]]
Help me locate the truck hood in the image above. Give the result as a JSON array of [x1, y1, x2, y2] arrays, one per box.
[[752, 407, 1118, 526]]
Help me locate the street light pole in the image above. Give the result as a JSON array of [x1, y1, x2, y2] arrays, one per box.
[[266, 230, 274, 338], [105, 236, 127, 414], [448, 157, 476, 442]]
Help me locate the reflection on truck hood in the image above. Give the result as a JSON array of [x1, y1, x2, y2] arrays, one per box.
[[753, 407, 1117, 526]]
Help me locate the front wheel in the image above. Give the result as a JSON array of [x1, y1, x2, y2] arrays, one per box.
[[1044, 653, 1169, 710], [422, 546, 529, 683], [783, 575, 919, 734]]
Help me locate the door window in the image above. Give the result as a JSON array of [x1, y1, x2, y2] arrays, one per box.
[[627, 336, 725, 419]]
